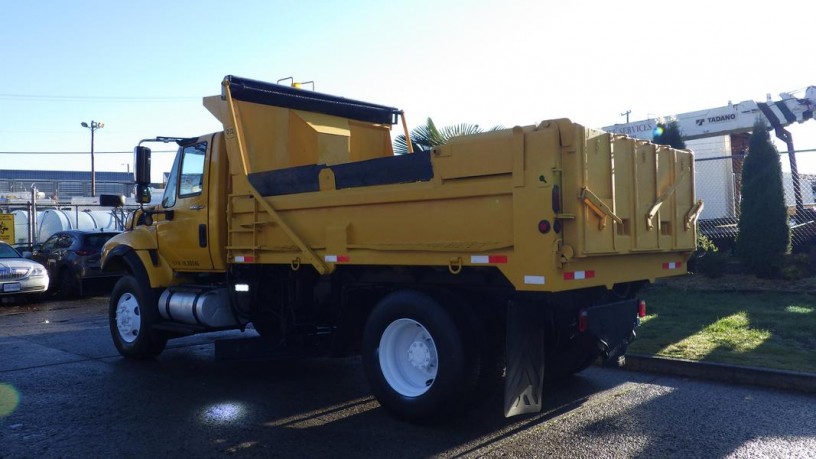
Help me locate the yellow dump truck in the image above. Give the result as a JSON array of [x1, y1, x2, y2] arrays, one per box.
[[102, 75, 701, 422]]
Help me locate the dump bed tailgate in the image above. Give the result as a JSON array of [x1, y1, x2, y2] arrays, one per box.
[[560, 127, 698, 257]]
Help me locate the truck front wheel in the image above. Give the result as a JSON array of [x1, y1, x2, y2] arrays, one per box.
[[109, 275, 166, 359], [362, 290, 479, 423]]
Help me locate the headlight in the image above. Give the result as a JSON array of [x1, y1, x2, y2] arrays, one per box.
[[29, 267, 45, 278]]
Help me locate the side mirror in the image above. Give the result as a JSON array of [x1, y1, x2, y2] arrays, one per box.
[[99, 194, 125, 207], [134, 146, 152, 186]]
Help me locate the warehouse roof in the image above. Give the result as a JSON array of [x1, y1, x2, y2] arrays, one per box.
[[0, 170, 132, 181]]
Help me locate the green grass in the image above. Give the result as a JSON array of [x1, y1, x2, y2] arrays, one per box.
[[630, 285, 816, 374]]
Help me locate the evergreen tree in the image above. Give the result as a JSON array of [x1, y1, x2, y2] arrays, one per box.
[[652, 121, 686, 149], [735, 121, 790, 277]]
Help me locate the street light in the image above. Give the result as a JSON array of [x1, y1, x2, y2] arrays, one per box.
[[80, 120, 104, 197]]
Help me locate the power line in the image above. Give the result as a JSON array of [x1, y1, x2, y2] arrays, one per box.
[[0, 94, 198, 102], [0, 151, 177, 155]]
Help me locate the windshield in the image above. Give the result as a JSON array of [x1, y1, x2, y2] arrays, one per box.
[[0, 244, 21, 259]]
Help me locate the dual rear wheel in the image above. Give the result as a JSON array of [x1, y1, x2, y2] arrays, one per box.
[[362, 290, 495, 423]]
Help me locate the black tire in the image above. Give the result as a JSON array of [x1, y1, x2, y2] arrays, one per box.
[[361, 290, 479, 423], [545, 335, 598, 381], [546, 350, 597, 381], [251, 307, 285, 345], [109, 275, 167, 359], [58, 268, 80, 299]]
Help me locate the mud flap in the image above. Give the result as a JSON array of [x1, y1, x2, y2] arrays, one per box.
[[504, 301, 545, 417]]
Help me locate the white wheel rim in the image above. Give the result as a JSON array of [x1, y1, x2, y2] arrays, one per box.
[[378, 318, 438, 397], [115, 292, 141, 343]]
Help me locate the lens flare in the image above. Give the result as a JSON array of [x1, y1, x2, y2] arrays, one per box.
[[0, 383, 20, 417], [652, 126, 665, 137]]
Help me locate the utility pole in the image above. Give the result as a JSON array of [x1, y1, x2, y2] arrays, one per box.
[[81, 120, 104, 197], [620, 110, 631, 123]]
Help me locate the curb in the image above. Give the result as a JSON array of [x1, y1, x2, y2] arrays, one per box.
[[619, 354, 816, 394]]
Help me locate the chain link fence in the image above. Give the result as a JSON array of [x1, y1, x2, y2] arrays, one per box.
[[690, 136, 816, 253]]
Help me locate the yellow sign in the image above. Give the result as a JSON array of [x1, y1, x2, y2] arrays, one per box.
[[0, 214, 14, 244]]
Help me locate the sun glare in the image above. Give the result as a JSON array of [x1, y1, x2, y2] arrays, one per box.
[[659, 312, 771, 359], [0, 383, 21, 417]]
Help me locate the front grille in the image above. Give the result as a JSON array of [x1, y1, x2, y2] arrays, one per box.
[[0, 267, 28, 280]]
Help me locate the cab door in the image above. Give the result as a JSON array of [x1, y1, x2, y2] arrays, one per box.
[[155, 139, 213, 271]]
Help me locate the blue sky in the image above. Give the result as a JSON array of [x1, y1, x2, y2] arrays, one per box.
[[2, 0, 815, 182]]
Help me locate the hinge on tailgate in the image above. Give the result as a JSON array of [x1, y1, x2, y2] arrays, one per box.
[[685, 200, 705, 230], [580, 187, 622, 230], [646, 166, 690, 230]]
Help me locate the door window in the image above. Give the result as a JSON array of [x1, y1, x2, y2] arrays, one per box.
[[179, 143, 207, 197], [57, 235, 73, 249], [161, 142, 207, 208], [41, 235, 59, 252]]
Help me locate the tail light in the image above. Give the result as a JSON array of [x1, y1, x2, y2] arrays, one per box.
[[638, 300, 646, 318], [578, 309, 588, 332]]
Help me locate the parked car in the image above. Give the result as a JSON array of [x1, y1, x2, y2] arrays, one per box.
[[0, 241, 49, 299], [31, 230, 122, 297]]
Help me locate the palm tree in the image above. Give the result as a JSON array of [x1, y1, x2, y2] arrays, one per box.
[[393, 117, 501, 154]]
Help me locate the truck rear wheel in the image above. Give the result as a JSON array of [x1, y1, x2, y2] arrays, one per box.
[[545, 346, 598, 381], [362, 290, 479, 423], [109, 275, 166, 359]]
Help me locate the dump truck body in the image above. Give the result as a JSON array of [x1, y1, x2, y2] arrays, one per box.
[[102, 75, 698, 422]]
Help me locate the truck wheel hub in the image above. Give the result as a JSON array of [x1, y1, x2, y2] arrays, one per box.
[[379, 318, 439, 397], [407, 341, 431, 370], [116, 293, 141, 343]]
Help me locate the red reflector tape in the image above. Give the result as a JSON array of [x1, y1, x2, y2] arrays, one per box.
[[325, 255, 351, 263], [234, 256, 255, 263], [564, 270, 595, 280], [470, 255, 508, 264], [662, 261, 683, 270]]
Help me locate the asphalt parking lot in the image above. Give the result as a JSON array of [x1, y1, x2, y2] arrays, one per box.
[[1, 296, 815, 458]]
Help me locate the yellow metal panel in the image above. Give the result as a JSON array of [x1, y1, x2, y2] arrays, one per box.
[[0, 214, 14, 244], [581, 130, 616, 254], [349, 120, 393, 162], [207, 134, 228, 271], [633, 142, 659, 250], [434, 131, 516, 180], [612, 136, 635, 252]]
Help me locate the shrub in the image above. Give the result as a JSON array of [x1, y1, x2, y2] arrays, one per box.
[[735, 122, 791, 278]]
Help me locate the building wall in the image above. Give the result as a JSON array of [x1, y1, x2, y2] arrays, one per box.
[[0, 170, 133, 202]]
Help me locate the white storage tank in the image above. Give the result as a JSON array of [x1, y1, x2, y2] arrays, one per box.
[[11, 210, 33, 245], [11, 208, 125, 246], [83, 210, 123, 231]]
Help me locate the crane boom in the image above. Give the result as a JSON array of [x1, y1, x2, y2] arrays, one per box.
[[602, 86, 815, 141]]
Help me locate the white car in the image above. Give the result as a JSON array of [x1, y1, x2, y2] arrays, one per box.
[[0, 241, 49, 297]]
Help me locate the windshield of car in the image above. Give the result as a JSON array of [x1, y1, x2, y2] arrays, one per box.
[[0, 244, 22, 259], [84, 234, 117, 249]]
